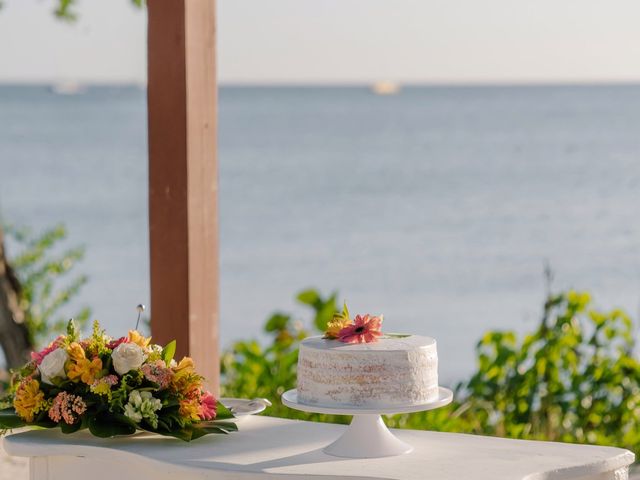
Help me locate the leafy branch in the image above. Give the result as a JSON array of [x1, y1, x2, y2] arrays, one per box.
[[0, 0, 145, 22], [5, 223, 90, 347]]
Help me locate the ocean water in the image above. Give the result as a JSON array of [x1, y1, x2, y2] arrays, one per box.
[[1, 84, 639, 383]]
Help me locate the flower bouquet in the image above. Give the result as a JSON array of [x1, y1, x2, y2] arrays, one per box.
[[0, 320, 236, 442]]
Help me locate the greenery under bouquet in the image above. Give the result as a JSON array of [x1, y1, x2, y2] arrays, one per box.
[[0, 320, 236, 441]]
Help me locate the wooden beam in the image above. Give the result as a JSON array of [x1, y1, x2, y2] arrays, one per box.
[[147, 0, 219, 393]]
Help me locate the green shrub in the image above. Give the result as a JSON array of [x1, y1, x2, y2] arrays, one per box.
[[5, 224, 91, 346], [460, 291, 640, 450], [222, 288, 640, 455], [221, 289, 349, 424]]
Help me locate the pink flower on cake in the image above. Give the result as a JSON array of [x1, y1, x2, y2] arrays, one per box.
[[338, 314, 383, 343]]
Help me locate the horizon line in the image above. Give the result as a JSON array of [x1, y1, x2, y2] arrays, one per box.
[[1, 79, 640, 88]]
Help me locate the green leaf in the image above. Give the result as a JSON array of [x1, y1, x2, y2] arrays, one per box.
[[162, 340, 177, 365], [296, 289, 320, 306], [204, 421, 238, 433], [264, 313, 290, 333], [189, 422, 237, 441], [156, 418, 171, 432], [214, 402, 235, 421], [385, 333, 411, 339], [314, 296, 337, 331], [88, 413, 137, 438], [342, 302, 350, 321], [141, 425, 194, 442], [0, 409, 26, 429], [66, 318, 79, 339], [60, 420, 83, 434], [31, 409, 57, 429]]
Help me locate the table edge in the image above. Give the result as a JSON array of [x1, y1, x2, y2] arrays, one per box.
[[2, 426, 636, 480]]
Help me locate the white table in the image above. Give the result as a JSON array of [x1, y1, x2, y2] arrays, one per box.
[[2, 416, 634, 480]]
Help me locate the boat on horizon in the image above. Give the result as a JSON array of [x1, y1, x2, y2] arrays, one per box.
[[371, 82, 401, 95], [49, 81, 86, 95]]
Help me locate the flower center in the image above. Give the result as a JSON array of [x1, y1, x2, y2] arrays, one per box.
[[354, 326, 365, 333]]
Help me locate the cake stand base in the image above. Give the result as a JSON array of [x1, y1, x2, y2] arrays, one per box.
[[324, 414, 412, 458], [281, 387, 453, 459]]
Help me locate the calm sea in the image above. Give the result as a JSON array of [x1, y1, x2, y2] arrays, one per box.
[[1, 85, 639, 383]]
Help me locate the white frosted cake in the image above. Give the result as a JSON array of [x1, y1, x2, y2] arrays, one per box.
[[297, 335, 438, 408]]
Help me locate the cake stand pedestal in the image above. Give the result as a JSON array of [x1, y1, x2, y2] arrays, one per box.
[[282, 387, 453, 458]]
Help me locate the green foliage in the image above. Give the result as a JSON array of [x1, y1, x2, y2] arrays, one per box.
[[222, 288, 640, 455], [0, 0, 145, 21], [57, 0, 145, 21], [53, 0, 78, 21], [6, 224, 90, 347], [461, 291, 640, 452], [296, 289, 338, 332], [88, 412, 136, 438], [221, 289, 349, 425], [162, 340, 177, 365], [0, 408, 25, 431]]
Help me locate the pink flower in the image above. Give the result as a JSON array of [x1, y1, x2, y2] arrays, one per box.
[[141, 360, 174, 389], [103, 374, 119, 385], [48, 392, 87, 425], [90, 374, 119, 391], [199, 391, 217, 420], [338, 314, 383, 344], [107, 337, 128, 350], [31, 336, 65, 365]]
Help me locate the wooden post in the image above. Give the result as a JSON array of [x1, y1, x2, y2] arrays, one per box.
[[147, 0, 219, 393]]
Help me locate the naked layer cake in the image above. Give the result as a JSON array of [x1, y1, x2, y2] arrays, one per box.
[[296, 306, 439, 408], [297, 335, 438, 408]]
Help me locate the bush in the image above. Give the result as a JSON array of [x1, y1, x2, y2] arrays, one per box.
[[221, 289, 349, 424], [461, 291, 640, 449], [221, 288, 640, 455], [5, 224, 91, 346]]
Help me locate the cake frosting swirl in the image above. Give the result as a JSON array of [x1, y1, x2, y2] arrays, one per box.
[[297, 335, 438, 408]]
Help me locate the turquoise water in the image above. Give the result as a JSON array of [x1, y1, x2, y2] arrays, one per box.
[[1, 85, 639, 382]]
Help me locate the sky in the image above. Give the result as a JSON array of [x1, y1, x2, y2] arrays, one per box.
[[0, 0, 639, 85]]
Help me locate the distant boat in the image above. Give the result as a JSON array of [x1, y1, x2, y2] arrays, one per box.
[[371, 82, 401, 95], [50, 82, 86, 95]]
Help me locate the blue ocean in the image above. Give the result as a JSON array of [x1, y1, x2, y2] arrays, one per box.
[[1, 85, 639, 383]]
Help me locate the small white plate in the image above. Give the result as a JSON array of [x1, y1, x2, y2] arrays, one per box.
[[220, 397, 271, 417]]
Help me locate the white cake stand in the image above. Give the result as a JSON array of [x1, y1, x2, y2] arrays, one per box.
[[282, 387, 453, 458]]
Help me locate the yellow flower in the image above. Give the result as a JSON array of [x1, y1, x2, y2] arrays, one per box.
[[67, 357, 103, 385], [325, 317, 352, 339], [67, 342, 86, 363], [179, 398, 201, 422], [171, 357, 202, 395], [171, 357, 199, 392], [183, 379, 204, 398], [174, 357, 195, 376], [90, 382, 111, 397], [128, 330, 151, 349], [324, 302, 353, 339], [13, 378, 46, 422]]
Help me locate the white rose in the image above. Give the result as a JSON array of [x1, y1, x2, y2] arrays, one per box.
[[112, 342, 147, 375], [38, 348, 68, 384]]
